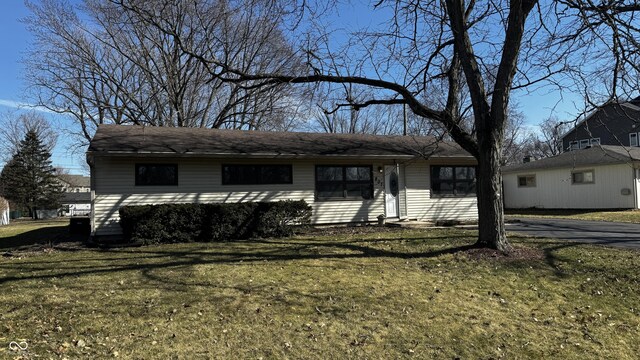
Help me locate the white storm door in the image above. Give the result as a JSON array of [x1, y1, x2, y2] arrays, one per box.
[[384, 165, 399, 218]]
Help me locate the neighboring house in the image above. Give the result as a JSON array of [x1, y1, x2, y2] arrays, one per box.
[[561, 97, 640, 151], [503, 145, 640, 209], [58, 174, 91, 216], [58, 174, 90, 193], [0, 197, 9, 226], [87, 125, 479, 237]]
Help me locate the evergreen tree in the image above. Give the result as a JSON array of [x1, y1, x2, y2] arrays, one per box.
[[0, 130, 63, 219]]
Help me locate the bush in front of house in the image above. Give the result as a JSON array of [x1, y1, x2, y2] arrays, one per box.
[[119, 200, 312, 244]]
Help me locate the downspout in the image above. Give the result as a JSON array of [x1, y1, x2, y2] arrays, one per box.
[[86, 152, 96, 238], [632, 166, 640, 209]]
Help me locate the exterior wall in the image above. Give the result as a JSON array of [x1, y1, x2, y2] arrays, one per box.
[[503, 164, 636, 209], [93, 157, 386, 235], [92, 156, 479, 236], [562, 103, 640, 151], [404, 160, 478, 221]]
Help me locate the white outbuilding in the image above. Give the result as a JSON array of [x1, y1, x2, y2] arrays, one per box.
[[503, 146, 640, 210], [0, 197, 9, 226]]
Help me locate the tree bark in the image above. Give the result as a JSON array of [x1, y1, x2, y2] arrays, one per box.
[[475, 136, 511, 252]]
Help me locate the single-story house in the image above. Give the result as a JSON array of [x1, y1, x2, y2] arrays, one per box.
[[87, 125, 479, 237], [503, 145, 640, 209], [0, 196, 9, 226]]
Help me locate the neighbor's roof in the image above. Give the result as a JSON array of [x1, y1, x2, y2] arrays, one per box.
[[61, 192, 91, 203], [87, 125, 473, 159], [58, 174, 90, 187], [503, 145, 640, 173]]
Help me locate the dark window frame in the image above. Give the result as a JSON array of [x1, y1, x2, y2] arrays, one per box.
[[221, 164, 293, 185], [315, 165, 374, 201], [517, 174, 536, 188], [430, 165, 477, 197], [135, 164, 178, 186], [571, 169, 595, 185]]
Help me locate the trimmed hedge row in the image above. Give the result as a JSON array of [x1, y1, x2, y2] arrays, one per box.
[[119, 200, 312, 244]]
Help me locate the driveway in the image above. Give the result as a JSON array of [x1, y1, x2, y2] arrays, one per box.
[[506, 218, 640, 250]]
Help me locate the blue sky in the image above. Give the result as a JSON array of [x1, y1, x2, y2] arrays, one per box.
[[0, 1, 88, 174], [0, 0, 585, 175]]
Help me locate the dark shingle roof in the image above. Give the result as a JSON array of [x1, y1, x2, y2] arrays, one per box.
[[58, 174, 90, 187], [87, 125, 473, 159], [61, 192, 91, 203], [503, 145, 640, 173]]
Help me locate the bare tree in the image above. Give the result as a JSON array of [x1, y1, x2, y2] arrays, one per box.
[[105, 0, 640, 251], [501, 108, 534, 166], [24, 0, 307, 144], [528, 116, 569, 159], [0, 111, 58, 162]]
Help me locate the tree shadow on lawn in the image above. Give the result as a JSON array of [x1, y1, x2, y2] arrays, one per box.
[[0, 235, 485, 286], [499, 235, 639, 279], [0, 223, 87, 252]]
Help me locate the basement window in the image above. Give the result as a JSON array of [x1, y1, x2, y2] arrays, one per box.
[[571, 170, 595, 185]]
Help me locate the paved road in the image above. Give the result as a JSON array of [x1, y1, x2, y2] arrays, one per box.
[[506, 218, 640, 250]]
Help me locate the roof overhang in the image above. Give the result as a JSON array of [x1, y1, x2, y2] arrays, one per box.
[[86, 150, 475, 162]]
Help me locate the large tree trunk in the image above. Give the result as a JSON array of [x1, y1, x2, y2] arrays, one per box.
[[475, 138, 511, 252]]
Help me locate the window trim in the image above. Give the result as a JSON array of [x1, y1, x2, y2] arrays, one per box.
[[315, 165, 374, 201], [135, 163, 178, 186], [571, 169, 595, 185], [569, 141, 579, 151], [430, 165, 477, 197], [579, 139, 590, 149], [590, 138, 600, 146], [221, 164, 293, 185], [517, 174, 536, 188], [630, 133, 639, 147]]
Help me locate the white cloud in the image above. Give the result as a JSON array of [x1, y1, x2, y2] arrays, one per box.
[[0, 99, 59, 114]]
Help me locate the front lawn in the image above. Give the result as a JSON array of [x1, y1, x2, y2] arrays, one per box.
[[0, 222, 638, 358], [506, 208, 640, 223]]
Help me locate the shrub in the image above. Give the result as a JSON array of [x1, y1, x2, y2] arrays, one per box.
[[119, 200, 312, 245], [256, 200, 313, 238]]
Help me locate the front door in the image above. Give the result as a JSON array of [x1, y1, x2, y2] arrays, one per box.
[[385, 165, 399, 218]]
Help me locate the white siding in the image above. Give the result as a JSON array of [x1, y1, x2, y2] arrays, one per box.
[[92, 157, 479, 236], [93, 157, 387, 235], [503, 164, 636, 209], [404, 161, 478, 221]]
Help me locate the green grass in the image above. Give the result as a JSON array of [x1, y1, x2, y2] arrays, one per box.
[[0, 221, 639, 359], [0, 218, 72, 251], [506, 209, 640, 223]]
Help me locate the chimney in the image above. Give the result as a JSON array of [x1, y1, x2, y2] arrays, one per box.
[[523, 155, 531, 163]]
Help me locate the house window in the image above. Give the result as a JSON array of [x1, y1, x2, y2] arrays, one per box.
[[630, 133, 639, 147], [590, 138, 600, 146], [579, 139, 590, 149], [517, 175, 536, 187], [135, 164, 178, 186], [222, 164, 292, 185], [571, 170, 595, 184], [569, 141, 579, 150], [315, 165, 373, 200], [430, 166, 476, 196]]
